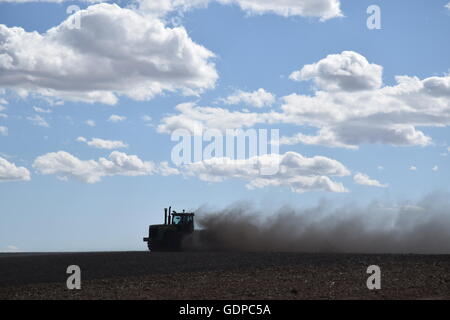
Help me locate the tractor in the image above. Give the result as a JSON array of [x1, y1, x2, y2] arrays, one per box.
[[143, 207, 195, 251]]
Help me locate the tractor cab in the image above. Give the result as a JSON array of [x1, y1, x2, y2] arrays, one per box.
[[143, 207, 195, 251], [171, 210, 194, 231]]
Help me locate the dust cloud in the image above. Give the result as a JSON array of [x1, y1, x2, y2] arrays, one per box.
[[184, 193, 450, 254]]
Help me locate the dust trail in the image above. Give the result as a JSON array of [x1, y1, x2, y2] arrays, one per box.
[[184, 192, 450, 254]]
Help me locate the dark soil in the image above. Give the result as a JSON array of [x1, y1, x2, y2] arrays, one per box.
[[0, 251, 449, 299]]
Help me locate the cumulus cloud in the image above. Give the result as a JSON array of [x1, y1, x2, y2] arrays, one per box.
[[160, 51, 450, 149], [0, 3, 217, 104], [289, 51, 383, 91], [0, 0, 343, 20], [33, 150, 183, 183], [278, 128, 359, 149], [222, 88, 276, 108], [118, 142, 350, 193], [353, 172, 388, 188], [157, 102, 285, 137], [76, 136, 128, 149], [108, 115, 126, 123], [410, 166, 417, 171], [26, 115, 49, 127], [0, 126, 7, 136], [279, 124, 431, 150], [158, 161, 180, 176], [432, 165, 439, 172], [280, 52, 450, 148], [33, 151, 156, 183], [0, 157, 31, 182], [158, 102, 279, 134], [279, 52, 450, 148], [135, 0, 342, 20], [182, 151, 350, 193], [135, 0, 210, 17], [0, 0, 102, 2], [218, 0, 342, 20]]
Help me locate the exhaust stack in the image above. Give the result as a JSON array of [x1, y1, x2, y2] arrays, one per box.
[[168, 206, 171, 225], [164, 208, 168, 225]]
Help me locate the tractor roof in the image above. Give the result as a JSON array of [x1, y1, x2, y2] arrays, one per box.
[[171, 212, 194, 216]]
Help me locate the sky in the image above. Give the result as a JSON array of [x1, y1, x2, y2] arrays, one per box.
[[1, 0, 450, 252]]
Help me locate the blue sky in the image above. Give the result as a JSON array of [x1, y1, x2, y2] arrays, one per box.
[[1, 0, 450, 252]]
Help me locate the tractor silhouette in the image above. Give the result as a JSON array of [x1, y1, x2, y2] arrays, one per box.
[[143, 207, 194, 251]]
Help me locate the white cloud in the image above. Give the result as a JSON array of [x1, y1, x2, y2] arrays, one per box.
[[136, 0, 342, 20], [182, 151, 350, 193], [85, 119, 96, 127], [108, 115, 126, 123], [0, 106, 6, 112], [278, 128, 359, 149], [33, 106, 52, 113], [0, 126, 7, 136], [217, 0, 342, 20], [353, 172, 388, 188], [222, 88, 276, 108], [160, 51, 450, 149], [136, 0, 210, 17], [158, 102, 280, 134], [446, 2, 450, 10], [0, 3, 217, 104], [27, 115, 49, 127], [0, 0, 343, 20], [280, 53, 450, 148], [77, 136, 128, 149], [289, 51, 383, 92], [33, 151, 156, 183], [0, 157, 31, 182], [0, 0, 102, 2], [158, 161, 180, 176], [410, 166, 417, 171], [66, 138, 350, 193], [432, 165, 439, 172], [0, 113, 7, 118]]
